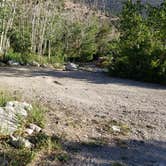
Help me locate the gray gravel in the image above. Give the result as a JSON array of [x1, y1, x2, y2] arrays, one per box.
[[0, 67, 166, 166]]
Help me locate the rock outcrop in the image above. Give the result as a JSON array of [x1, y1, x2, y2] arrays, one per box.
[[0, 101, 32, 135]]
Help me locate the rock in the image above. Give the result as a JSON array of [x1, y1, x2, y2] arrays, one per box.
[[10, 135, 32, 148], [65, 62, 77, 71], [22, 102, 33, 111], [29, 123, 42, 133], [0, 107, 18, 135], [6, 101, 32, 112], [0, 101, 32, 136], [25, 128, 34, 135], [54, 63, 65, 71], [112, 125, 121, 132], [8, 60, 20, 66], [31, 61, 40, 67], [61, 65, 66, 70], [5, 104, 28, 117], [40, 63, 48, 68]]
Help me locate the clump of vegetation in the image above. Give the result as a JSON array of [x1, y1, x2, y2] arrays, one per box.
[[5, 50, 65, 67], [0, 91, 14, 107], [55, 152, 70, 162], [82, 137, 109, 147], [97, 119, 130, 136], [4, 148, 35, 166], [109, 1, 166, 84], [0, 133, 66, 166], [27, 105, 46, 128]]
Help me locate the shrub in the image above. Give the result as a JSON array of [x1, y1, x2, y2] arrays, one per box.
[[10, 29, 31, 54], [108, 1, 166, 85], [0, 91, 14, 107], [27, 105, 46, 128]]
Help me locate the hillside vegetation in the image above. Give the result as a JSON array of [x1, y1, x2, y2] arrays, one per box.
[[0, 0, 166, 84], [109, 1, 166, 84], [0, 0, 112, 64]]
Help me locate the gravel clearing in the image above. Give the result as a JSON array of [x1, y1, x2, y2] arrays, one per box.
[[0, 66, 166, 166]]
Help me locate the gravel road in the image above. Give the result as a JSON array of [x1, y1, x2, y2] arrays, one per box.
[[0, 67, 166, 166]]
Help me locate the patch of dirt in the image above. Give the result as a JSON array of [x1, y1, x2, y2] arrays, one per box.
[[0, 67, 166, 166]]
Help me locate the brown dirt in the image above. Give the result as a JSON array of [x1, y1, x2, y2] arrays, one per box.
[[0, 66, 166, 166]]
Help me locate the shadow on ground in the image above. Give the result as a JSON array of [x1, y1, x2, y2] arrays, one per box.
[[37, 136, 166, 166], [0, 67, 166, 90]]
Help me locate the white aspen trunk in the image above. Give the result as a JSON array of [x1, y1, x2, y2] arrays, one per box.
[[48, 40, 51, 60], [0, 0, 17, 56]]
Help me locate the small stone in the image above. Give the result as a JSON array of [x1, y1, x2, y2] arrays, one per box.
[[29, 123, 42, 133], [31, 61, 40, 67], [8, 60, 20, 66], [22, 139, 32, 148], [25, 128, 34, 135], [65, 62, 77, 71], [112, 125, 121, 132], [6, 101, 18, 107], [10, 135, 32, 148], [16, 107, 28, 117], [22, 102, 33, 111]]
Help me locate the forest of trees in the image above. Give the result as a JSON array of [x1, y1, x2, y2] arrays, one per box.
[[0, 0, 112, 64], [0, 0, 166, 84]]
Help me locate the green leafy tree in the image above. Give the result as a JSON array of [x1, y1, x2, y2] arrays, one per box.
[[109, 0, 166, 84]]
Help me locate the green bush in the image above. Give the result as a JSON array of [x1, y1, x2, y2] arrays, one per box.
[[109, 1, 166, 85], [5, 51, 60, 66], [0, 91, 15, 107], [47, 55, 65, 64], [5, 51, 24, 64], [10, 29, 31, 54]]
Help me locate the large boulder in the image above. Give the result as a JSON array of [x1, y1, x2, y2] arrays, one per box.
[[65, 62, 78, 71], [0, 101, 32, 135]]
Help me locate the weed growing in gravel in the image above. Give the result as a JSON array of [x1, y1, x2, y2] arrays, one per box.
[[82, 137, 109, 147], [0, 91, 14, 107], [27, 105, 46, 128], [55, 152, 70, 162], [97, 119, 130, 136], [5, 148, 35, 166], [30, 132, 62, 151]]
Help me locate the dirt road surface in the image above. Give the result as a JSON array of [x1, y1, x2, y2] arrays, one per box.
[[0, 67, 166, 166]]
